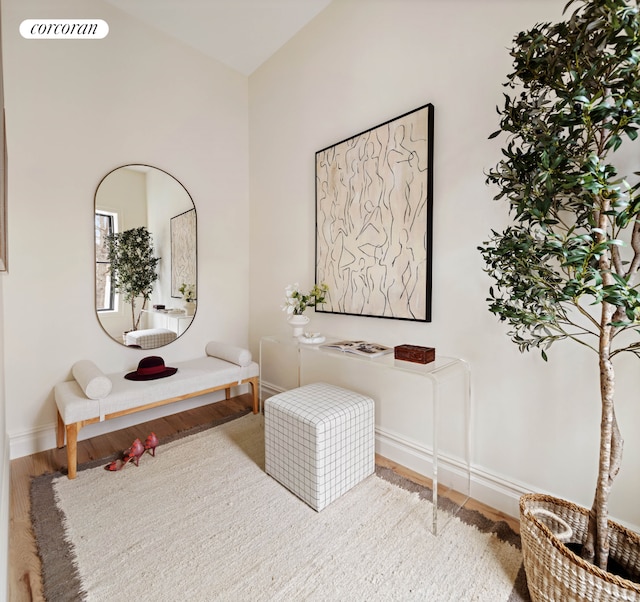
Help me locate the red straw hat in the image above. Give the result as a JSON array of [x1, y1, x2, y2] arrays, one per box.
[[125, 356, 178, 381]]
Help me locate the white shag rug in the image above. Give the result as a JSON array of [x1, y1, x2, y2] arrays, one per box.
[[33, 413, 528, 601]]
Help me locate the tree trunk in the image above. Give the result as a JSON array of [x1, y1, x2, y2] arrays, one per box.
[[133, 297, 148, 331], [131, 299, 137, 332], [583, 301, 624, 570]]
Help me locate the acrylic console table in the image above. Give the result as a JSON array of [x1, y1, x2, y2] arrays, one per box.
[[259, 334, 471, 535], [142, 309, 194, 336]]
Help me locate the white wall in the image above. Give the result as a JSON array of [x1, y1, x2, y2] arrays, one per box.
[[0, 2, 11, 599], [2, 0, 251, 454], [249, 0, 640, 528], [0, 275, 8, 601], [1, 8, 10, 596]]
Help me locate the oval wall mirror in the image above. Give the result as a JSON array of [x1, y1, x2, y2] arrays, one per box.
[[95, 164, 197, 349]]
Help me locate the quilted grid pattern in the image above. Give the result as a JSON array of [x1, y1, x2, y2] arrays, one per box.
[[265, 382, 374, 511], [124, 328, 178, 349]]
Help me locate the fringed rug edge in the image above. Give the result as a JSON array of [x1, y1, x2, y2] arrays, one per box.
[[31, 408, 530, 601], [30, 408, 252, 601]]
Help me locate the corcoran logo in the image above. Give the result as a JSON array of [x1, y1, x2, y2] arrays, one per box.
[[20, 19, 109, 39]]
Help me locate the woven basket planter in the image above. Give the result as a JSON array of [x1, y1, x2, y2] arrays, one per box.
[[520, 493, 640, 601]]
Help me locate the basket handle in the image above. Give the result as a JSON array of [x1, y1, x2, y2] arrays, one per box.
[[530, 508, 573, 542]]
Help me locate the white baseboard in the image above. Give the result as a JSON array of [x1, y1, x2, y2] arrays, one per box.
[[9, 423, 57, 459], [377, 428, 640, 531], [9, 388, 233, 459], [375, 427, 526, 520], [259, 380, 285, 401]]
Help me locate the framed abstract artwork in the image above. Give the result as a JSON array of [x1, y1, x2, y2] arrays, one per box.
[[171, 208, 196, 299], [315, 103, 434, 322]]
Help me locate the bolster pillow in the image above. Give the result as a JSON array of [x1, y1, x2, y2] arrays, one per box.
[[205, 341, 252, 367], [72, 360, 113, 400]]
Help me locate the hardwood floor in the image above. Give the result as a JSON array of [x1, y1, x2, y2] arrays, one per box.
[[9, 394, 519, 602]]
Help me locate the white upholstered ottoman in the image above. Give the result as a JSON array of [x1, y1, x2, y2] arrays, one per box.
[[264, 382, 375, 511], [124, 328, 177, 349]]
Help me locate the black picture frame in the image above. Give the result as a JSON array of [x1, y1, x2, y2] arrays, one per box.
[[315, 103, 434, 322]]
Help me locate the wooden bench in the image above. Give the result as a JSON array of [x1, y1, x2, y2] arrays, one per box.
[[54, 343, 259, 479]]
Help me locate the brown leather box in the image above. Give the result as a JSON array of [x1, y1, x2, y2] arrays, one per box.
[[394, 344, 435, 364]]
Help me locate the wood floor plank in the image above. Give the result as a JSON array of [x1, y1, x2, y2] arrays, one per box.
[[9, 392, 518, 601]]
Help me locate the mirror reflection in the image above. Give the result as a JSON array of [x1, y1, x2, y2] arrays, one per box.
[[95, 164, 197, 349]]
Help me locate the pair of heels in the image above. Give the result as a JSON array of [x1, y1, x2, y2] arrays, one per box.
[[104, 432, 159, 472]]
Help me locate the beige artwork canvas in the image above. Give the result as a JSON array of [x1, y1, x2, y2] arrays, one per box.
[[315, 103, 433, 321]]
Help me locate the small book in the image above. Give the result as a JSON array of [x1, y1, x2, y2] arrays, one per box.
[[320, 340, 393, 358]]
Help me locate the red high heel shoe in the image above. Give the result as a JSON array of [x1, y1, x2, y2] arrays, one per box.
[[126, 438, 145, 466], [144, 432, 159, 457], [104, 438, 145, 471]]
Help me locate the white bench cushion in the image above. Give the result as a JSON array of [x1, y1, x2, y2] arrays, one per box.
[[55, 356, 259, 424]]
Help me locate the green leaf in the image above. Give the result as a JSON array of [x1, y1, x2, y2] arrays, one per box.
[[483, 0, 640, 364]]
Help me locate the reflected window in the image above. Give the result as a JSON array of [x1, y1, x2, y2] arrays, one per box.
[[95, 210, 118, 312]]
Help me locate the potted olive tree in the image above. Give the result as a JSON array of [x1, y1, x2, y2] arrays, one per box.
[[480, 0, 640, 598], [106, 226, 160, 334]]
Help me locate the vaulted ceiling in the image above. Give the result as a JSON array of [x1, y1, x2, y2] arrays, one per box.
[[102, 0, 333, 75]]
